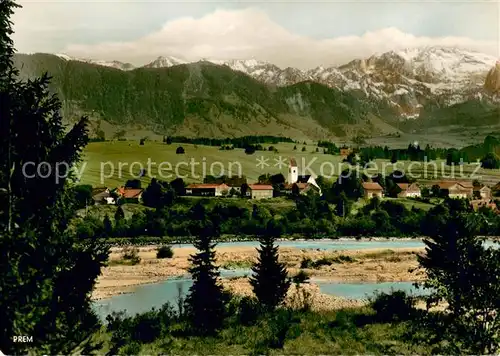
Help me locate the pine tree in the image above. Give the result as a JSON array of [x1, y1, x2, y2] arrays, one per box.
[[250, 220, 290, 311], [184, 223, 227, 335], [113, 206, 126, 236], [391, 151, 398, 164], [114, 206, 125, 222], [0, 1, 108, 353], [335, 192, 351, 217], [103, 214, 113, 237], [418, 205, 500, 354]]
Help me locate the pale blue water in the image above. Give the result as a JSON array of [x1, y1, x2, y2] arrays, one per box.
[[95, 269, 250, 319], [94, 271, 429, 319], [95, 239, 498, 319], [315, 280, 430, 300]]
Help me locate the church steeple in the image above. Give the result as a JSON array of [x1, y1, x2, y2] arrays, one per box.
[[288, 157, 298, 184]]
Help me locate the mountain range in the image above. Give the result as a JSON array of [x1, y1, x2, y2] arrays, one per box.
[[12, 46, 500, 141]]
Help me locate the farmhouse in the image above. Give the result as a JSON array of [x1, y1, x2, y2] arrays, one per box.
[[437, 181, 473, 199], [116, 187, 144, 203], [473, 184, 492, 200], [185, 183, 229, 197], [246, 184, 274, 200], [362, 182, 384, 199], [394, 183, 421, 198], [92, 187, 115, 205]]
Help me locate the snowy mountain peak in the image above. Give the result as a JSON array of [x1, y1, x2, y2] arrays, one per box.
[[55, 53, 73, 61], [48, 47, 498, 120], [202, 58, 276, 70], [144, 56, 187, 68], [55, 53, 135, 70], [339, 46, 497, 85]]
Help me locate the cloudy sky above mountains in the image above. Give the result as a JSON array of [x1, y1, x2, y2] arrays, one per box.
[[11, 0, 499, 68]]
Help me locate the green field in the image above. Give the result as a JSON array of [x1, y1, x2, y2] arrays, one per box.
[[79, 141, 342, 187], [79, 141, 500, 189], [385, 198, 436, 211]]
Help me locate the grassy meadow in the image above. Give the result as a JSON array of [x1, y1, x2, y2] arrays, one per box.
[[78, 140, 500, 189], [92, 305, 442, 355]]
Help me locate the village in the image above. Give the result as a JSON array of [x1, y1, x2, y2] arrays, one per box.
[[89, 156, 500, 213]]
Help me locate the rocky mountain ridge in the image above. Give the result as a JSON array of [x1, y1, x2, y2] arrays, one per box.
[[485, 61, 500, 95], [54, 47, 498, 119]]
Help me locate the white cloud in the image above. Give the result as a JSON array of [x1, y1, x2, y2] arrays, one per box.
[[19, 6, 500, 68]]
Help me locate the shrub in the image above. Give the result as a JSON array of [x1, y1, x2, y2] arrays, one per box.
[[235, 296, 262, 326], [265, 309, 299, 349], [300, 257, 312, 269], [245, 146, 256, 154], [371, 290, 415, 322], [156, 245, 174, 259], [106, 304, 176, 353], [121, 246, 141, 265], [291, 270, 310, 284], [312, 257, 333, 268], [176, 146, 185, 154], [331, 255, 356, 263]]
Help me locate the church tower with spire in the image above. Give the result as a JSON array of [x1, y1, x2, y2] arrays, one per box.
[[288, 157, 298, 184]]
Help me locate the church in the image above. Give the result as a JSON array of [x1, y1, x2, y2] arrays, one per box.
[[285, 158, 322, 195]]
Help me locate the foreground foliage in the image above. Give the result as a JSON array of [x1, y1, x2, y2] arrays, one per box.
[[418, 199, 500, 354], [74, 193, 500, 242], [184, 225, 229, 335], [0, 1, 108, 353], [250, 220, 290, 311], [99, 292, 452, 355]]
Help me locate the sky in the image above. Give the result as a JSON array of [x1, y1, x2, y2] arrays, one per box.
[[11, 0, 500, 69]]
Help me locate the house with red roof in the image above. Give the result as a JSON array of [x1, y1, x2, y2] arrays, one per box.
[[362, 182, 384, 199], [185, 183, 230, 197], [246, 184, 274, 200], [283, 182, 320, 196], [393, 183, 421, 198], [115, 187, 144, 203]]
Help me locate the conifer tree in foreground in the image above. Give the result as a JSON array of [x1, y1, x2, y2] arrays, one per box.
[[418, 202, 500, 354], [0, 1, 108, 353], [184, 222, 227, 335], [114, 205, 125, 222], [250, 219, 290, 311]]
